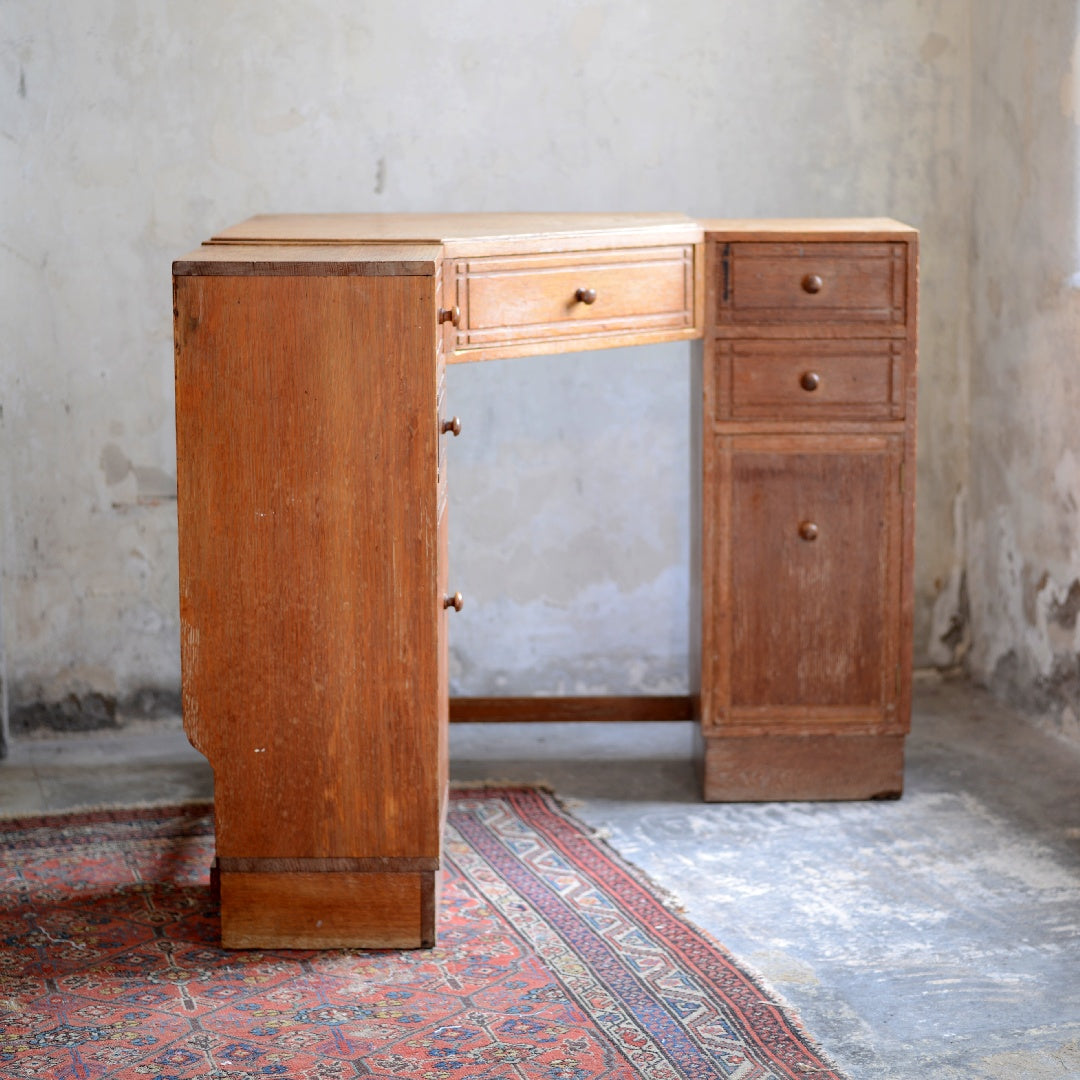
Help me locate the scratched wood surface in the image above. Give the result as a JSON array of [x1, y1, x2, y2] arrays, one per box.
[[174, 272, 443, 861]]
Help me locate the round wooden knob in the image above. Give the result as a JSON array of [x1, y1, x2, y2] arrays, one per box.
[[444, 592, 464, 612], [801, 273, 823, 294], [800, 371, 821, 392], [575, 287, 598, 305], [438, 305, 461, 327], [441, 416, 462, 436], [798, 521, 819, 542]]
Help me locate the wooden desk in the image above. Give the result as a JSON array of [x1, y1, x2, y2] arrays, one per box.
[[173, 213, 917, 948]]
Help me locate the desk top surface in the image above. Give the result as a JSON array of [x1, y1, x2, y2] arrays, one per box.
[[209, 212, 701, 247], [175, 214, 916, 276]]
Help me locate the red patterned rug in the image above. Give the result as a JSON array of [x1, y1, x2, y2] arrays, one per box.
[[1, 788, 846, 1080]]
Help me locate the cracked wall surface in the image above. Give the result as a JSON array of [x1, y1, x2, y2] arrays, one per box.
[[967, 1, 1080, 741], [1, 2, 975, 741]]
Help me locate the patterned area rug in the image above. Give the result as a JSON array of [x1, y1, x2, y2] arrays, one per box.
[[1, 788, 846, 1080]]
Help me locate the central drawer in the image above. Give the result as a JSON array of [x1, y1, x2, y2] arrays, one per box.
[[448, 246, 697, 359]]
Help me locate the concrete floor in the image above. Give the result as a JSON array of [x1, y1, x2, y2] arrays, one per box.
[[3, 675, 1079, 1079]]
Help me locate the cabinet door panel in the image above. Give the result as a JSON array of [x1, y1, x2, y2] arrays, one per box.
[[717, 435, 902, 728]]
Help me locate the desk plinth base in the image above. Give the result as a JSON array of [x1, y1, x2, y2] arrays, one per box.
[[210, 862, 440, 950], [701, 733, 905, 802]]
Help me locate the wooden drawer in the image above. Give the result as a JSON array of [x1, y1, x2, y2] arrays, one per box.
[[449, 246, 697, 357], [716, 340, 905, 420], [718, 242, 907, 326]]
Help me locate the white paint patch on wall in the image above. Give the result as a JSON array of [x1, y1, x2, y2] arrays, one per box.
[[0, 1, 975, 731]]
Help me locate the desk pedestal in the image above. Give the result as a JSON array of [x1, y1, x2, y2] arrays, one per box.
[[174, 262, 447, 948]]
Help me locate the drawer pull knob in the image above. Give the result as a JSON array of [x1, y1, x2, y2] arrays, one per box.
[[798, 521, 819, 542], [802, 273, 824, 294], [441, 416, 462, 437], [800, 371, 821, 392], [444, 591, 464, 612], [438, 305, 461, 327], [575, 287, 598, 305]]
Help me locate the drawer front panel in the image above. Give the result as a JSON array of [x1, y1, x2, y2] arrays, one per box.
[[452, 246, 695, 350], [719, 339, 904, 420], [721, 242, 907, 325]]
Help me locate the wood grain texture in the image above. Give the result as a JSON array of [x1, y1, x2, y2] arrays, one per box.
[[739, 434, 899, 717], [217, 856, 439, 873], [699, 224, 917, 801], [688, 335, 705, 730], [699, 218, 917, 241], [454, 246, 693, 341], [722, 339, 905, 421], [174, 273, 443, 861], [219, 870, 430, 949], [898, 233, 920, 738], [449, 696, 692, 723], [173, 243, 441, 277], [209, 212, 703, 257], [447, 243, 703, 362], [717, 434, 903, 716], [700, 734, 905, 802], [717, 242, 907, 327]]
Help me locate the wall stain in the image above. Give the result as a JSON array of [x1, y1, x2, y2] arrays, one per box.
[[1023, 567, 1050, 627], [100, 443, 177, 501], [1048, 579, 1080, 630], [100, 443, 130, 485], [13, 692, 118, 734], [938, 571, 970, 655], [990, 648, 1080, 739], [17, 67, 25, 99], [374, 157, 386, 195], [920, 32, 950, 64], [12, 687, 182, 735]]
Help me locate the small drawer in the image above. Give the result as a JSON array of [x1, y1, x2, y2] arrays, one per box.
[[720, 242, 907, 325], [449, 246, 696, 355], [717, 340, 905, 420]]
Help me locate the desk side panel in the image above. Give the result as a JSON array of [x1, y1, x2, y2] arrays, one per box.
[[174, 272, 441, 860]]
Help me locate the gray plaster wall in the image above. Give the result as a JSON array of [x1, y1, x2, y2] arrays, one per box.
[[1, 2, 975, 746], [967, 2, 1080, 741]]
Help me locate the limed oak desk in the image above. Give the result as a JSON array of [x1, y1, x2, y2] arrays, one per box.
[[173, 213, 917, 948]]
